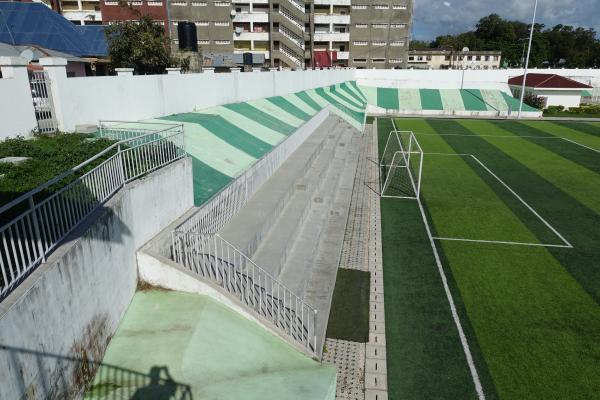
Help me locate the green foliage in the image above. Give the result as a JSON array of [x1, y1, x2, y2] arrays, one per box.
[[544, 103, 600, 117], [419, 13, 600, 68], [523, 92, 546, 110], [0, 134, 115, 209], [105, 15, 171, 75]]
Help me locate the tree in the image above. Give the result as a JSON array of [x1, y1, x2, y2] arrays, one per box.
[[105, 15, 171, 75]]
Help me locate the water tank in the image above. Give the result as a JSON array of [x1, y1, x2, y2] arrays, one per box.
[[243, 52, 253, 65], [178, 22, 198, 52]]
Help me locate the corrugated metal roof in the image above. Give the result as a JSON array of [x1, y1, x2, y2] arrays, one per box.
[[0, 2, 107, 57], [508, 73, 593, 89]]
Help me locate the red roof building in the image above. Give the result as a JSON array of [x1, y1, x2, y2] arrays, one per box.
[[508, 73, 592, 109]]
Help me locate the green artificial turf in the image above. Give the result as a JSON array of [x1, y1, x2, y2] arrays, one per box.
[[326, 268, 370, 342], [385, 117, 600, 399]]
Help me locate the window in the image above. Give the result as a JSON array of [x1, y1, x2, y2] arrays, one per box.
[[408, 56, 414, 61], [355, 23, 368, 28], [196, 21, 209, 26], [214, 1, 230, 5], [389, 59, 401, 63], [192, 1, 207, 5], [372, 58, 385, 63], [373, 4, 389, 9], [214, 21, 230, 26], [148, 1, 163, 5], [390, 23, 405, 28], [392, 4, 407, 9], [390, 41, 405, 46], [215, 40, 231, 44], [352, 4, 367, 9], [426, 55, 432, 60], [372, 41, 386, 46], [353, 41, 368, 46], [353, 58, 367, 63], [104, 0, 118, 4], [172, 0, 187, 5], [198, 40, 210, 44], [128, 0, 142, 4], [372, 23, 387, 28]]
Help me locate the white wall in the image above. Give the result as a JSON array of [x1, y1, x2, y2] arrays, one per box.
[[0, 158, 193, 400], [535, 90, 583, 109], [0, 69, 38, 139], [54, 68, 355, 131]]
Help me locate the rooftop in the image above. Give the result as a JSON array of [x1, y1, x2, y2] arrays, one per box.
[[508, 73, 593, 89]]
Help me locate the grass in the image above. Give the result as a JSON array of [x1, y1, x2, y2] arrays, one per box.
[[0, 133, 115, 223], [325, 268, 370, 342], [379, 117, 600, 400]]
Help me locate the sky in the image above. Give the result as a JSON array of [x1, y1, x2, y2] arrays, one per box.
[[412, 0, 600, 40]]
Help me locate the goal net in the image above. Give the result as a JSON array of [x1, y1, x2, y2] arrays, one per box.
[[380, 130, 423, 199]]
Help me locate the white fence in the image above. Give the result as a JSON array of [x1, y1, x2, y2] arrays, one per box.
[[0, 123, 185, 299], [172, 232, 318, 357]]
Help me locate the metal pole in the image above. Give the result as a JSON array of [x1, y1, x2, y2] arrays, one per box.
[[518, 0, 539, 119]]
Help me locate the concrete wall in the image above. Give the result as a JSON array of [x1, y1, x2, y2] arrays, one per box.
[[50, 66, 355, 131], [0, 158, 193, 400], [0, 58, 38, 139]]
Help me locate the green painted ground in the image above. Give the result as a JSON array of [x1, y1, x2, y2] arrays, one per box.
[[378, 118, 600, 400], [85, 291, 336, 400]]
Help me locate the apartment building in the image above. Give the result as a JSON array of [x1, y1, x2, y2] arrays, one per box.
[[39, 0, 103, 25], [408, 49, 502, 70], [349, 0, 412, 69]]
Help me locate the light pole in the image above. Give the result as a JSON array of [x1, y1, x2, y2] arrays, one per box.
[[518, 0, 539, 119]]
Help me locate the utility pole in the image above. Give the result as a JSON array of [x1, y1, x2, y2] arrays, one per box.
[[518, 0, 539, 119]]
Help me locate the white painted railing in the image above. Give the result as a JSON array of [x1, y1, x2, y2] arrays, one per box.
[[286, 0, 305, 13], [0, 122, 185, 299], [279, 25, 305, 50], [280, 43, 303, 67], [171, 231, 318, 357], [279, 6, 305, 31]]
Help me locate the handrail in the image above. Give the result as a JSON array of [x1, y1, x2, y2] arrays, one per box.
[[171, 230, 318, 357], [0, 123, 182, 215]]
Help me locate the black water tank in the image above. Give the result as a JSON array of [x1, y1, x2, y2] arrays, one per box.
[[243, 52, 253, 65], [177, 22, 198, 52]]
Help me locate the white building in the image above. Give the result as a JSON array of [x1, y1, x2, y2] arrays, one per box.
[[508, 73, 593, 109], [408, 49, 501, 70]]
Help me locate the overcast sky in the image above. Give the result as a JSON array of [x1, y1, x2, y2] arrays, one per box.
[[412, 0, 600, 40]]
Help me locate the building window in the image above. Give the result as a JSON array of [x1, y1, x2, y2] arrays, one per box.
[[215, 40, 231, 44], [389, 59, 401, 63], [147, 1, 163, 5], [353, 58, 367, 63], [172, 0, 187, 5], [372, 23, 387, 28], [104, 0, 118, 4], [373, 4, 389, 9], [214, 1, 230, 5], [214, 21, 230, 26], [192, 1, 207, 5], [128, 0, 142, 5], [196, 21, 209, 26], [392, 4, 407, 9], [372, 58, 385, 63], [198, 40, 210, 44], [353, 41, 368, 46], [390, 41, 405, 46], [390, 23, 405, 28], [355, 23, 368, 28], [372, 41, 386, 46], [408, 56, 414, 61], [352, 4, 368, 9]]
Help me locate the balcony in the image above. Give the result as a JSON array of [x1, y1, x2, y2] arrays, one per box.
[[232, 12, 269, 23], [313, 0, 350, 4], [314, 14, 350, 24], [234, 31, 269, 41], [234, 49, 271, 59], [337, 51, 349, 60], [314, 32, 349, 41]]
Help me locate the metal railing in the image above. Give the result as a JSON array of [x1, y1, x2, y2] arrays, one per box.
[[279, 25, 305, 49], [279, 43, 303, 67], [172, 231, 318, 357], [0, 123, 185, 299], [279, 6, 305, 31], [286, 0, 305, 13], [29, 71, 58, 134]]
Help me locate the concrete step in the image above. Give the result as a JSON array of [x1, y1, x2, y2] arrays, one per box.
[[218, 116, 340, 257], [252, 125, 354, 277], [277, 125, 359, 295]]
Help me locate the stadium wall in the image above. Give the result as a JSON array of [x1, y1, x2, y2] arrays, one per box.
[[0, 57, 38, 139]]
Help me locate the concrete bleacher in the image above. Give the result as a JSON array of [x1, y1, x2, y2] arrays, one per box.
[[360, 86, 541, 116]]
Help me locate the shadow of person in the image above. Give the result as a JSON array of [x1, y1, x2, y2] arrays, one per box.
[[130, 366, 177, 400]]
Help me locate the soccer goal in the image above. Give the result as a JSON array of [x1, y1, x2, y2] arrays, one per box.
[[380, 130, 423, 199]]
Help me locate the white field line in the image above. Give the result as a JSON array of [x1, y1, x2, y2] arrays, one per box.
[[469, 155, 573, 249], [432, 236, 572, 249], [416, 198, 486, 400], [561, 138, 600, 153]]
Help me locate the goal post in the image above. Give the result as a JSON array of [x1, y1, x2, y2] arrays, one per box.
[[380, 130, 423, 199]]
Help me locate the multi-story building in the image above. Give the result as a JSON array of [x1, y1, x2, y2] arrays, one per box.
[[101, 1, 168, 26], [38, 0, 103, 25], [348, 0, 412, 69], [407, 49, 502, 70]]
